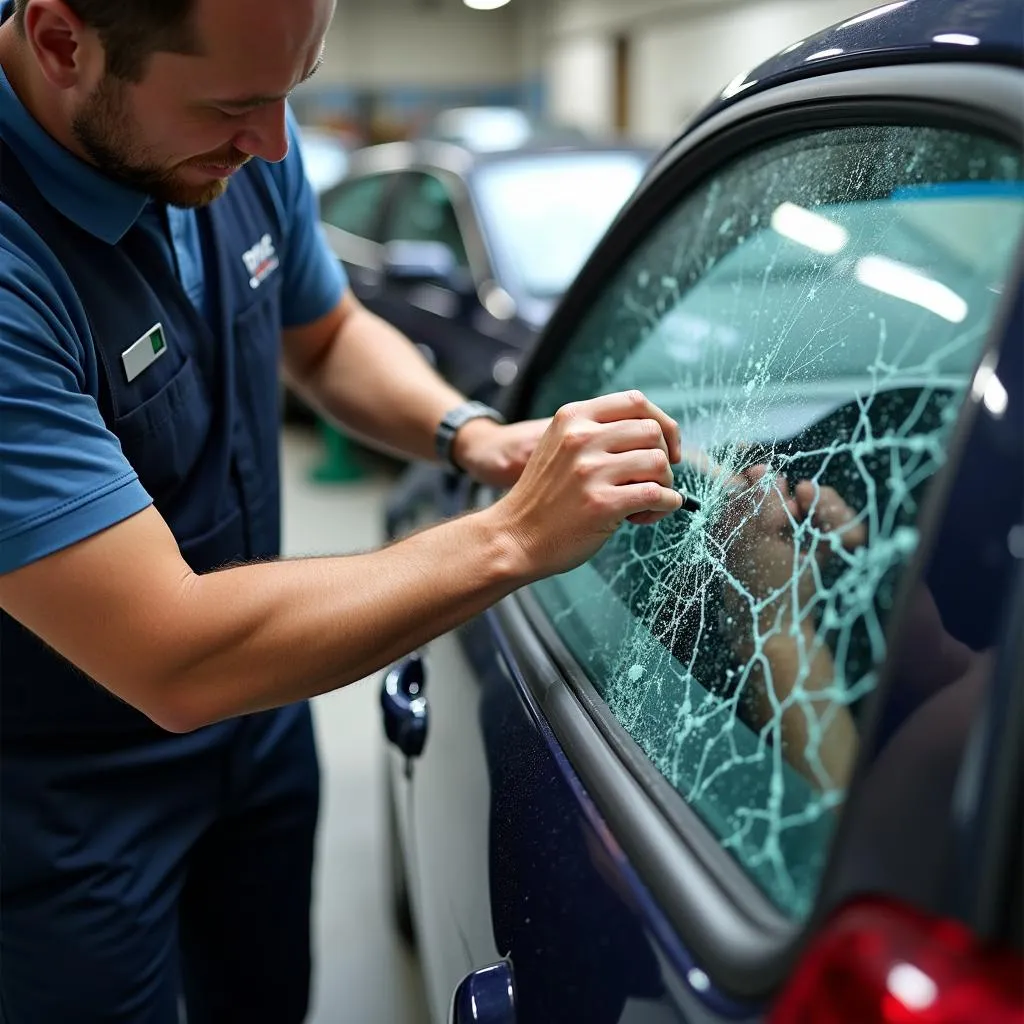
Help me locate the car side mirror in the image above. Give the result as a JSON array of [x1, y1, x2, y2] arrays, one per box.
[[382, 240, 474, 296]]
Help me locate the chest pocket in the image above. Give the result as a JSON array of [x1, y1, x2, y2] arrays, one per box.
[[110, 350, 212, 507]]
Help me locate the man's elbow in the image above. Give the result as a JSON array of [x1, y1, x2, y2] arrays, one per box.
[[129, 681, 213, 735], [146, 697, 209, 735], [115, 623, 225, 735]]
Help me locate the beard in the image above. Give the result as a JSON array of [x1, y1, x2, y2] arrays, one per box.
[[71, 75, 249, 209]]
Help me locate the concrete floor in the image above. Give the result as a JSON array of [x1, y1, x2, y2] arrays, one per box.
[[280, 426, 431, 1024]]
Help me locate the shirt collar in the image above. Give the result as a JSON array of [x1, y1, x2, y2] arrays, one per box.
[[0, 2, 148, 244]]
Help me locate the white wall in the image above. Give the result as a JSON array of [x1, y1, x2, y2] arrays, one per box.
[[546, 34, 616, 136], [318, 3, 522, 87], [541, 0, 878, 144], [630, 0, 876, 142], [306, 0, 882, 138]]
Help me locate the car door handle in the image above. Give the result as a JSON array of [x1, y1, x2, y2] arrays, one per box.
[[450, 960, 516, 1024], [380, 653, 429, 758]]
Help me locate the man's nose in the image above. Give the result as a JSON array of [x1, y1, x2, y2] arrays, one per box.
[[233, 100, 290, 164]]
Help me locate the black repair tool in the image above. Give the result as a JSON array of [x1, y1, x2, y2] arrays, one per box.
[[679, 493, 702, 514]]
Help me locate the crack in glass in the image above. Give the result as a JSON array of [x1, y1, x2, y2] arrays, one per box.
[[528, 125, 1024, 916]]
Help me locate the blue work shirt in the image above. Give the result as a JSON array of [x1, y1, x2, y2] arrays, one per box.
[[0, 8, 346, 576]]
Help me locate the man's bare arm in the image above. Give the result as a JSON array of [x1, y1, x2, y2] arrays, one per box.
[[0, 392, 683, 734], [283, 290, 556, 487], [282, 290, 469, 464]]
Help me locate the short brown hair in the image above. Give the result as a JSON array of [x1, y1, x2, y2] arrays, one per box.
[[14, 0, 202, 81]]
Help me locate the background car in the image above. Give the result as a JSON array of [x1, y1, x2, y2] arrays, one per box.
[[318, 135, 653, 405], [379, 2, 1024, 1022]]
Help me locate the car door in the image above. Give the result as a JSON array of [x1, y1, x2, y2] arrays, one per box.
[[391, 62, 1024, 1024], [374, 170, 503, 399]]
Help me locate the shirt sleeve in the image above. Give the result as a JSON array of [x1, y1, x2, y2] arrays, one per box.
[[0, 210, 152, 575], [273, 105, 348, 328]]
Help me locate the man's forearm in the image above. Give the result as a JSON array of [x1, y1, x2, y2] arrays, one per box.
[[0, 393, 683, 737], [160, 505, 525, 731], [295, 301, 467, 462]]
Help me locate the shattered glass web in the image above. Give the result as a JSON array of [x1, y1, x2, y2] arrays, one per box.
[[528, 125, 1024, 917]]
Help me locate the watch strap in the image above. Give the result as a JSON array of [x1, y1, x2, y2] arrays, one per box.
[[435, 401, 506, 472]]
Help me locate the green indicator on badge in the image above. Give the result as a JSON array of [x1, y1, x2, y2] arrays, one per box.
[[121, 322, 169, 383]]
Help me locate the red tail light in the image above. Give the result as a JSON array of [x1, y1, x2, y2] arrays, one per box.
[[770, 899, 1023, 1023]]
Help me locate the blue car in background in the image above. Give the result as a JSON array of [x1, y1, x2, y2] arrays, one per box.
[[381, 2, 1024, 1021]]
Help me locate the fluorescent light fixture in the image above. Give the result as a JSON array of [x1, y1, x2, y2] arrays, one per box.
[[771, 202, 849, 254], [721, 71, 757, 99], [856, 256, 968, 323], [933, 33, 981, 45], [840, 1, 910, 29], [464, 0, 511, 7], [806, 47, 844, 61]]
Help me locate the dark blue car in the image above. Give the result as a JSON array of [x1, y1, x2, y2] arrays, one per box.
[[381, 3, 1024, 1021]]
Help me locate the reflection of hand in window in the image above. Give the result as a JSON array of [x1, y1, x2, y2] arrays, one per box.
[[715, 465, 866, 791]]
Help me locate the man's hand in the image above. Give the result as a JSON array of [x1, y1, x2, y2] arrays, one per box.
[[482, 390, 683, 580], [719, 464, 867, 641], [713, 466, 867, 790], [450, 416, 551, 489]]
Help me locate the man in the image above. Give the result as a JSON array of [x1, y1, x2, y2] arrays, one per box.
[[0, 0, 683, 1021]]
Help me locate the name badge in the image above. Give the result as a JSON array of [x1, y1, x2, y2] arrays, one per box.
[[122, 323, 168, 383]]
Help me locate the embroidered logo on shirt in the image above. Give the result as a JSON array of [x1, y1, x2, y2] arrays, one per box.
[[242, 234, 280, 290]]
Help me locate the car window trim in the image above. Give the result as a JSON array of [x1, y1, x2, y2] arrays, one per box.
[[384, 166, 492, 290], [486, 63, 1024, 1001]]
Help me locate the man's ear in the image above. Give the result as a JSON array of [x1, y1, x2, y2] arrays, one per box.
[[21, 0, 101, 90]]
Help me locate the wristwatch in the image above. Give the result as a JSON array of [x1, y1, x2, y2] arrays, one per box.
[[435, 401, 506, 472]]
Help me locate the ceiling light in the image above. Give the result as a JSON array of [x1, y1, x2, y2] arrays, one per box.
[[886, 963, 938, 1012], [771, 202, 849, 254], [856, 256, 968, 323], [721, 71, 757, 99], [971, 354, 1009, 418], [806, 47, 844, 61], [840, 1, 910, 29], [933, 33, 981, 45], [983, 373, 1009, 418], [463, 0, 511, 8]]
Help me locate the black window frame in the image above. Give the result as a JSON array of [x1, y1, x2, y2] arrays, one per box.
[[482, 62, 1024, 1001]]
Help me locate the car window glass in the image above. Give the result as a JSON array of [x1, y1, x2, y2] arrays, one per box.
[[474, 152, 647, 298], [321, 175, 389, 241], [384, 172, 470, 268], [526, 124, 1024, 918]]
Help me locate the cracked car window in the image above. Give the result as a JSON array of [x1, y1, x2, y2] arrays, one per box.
[[527, 125, 1024, 918]]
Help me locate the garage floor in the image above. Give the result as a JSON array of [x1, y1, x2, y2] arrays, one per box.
[[280, 425, 430, 1024]]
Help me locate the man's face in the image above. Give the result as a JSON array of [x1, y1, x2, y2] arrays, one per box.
[[71, 0, 334, 208]]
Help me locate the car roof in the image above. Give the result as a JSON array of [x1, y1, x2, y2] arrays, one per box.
[[343, 138, 655, 183], [692, 0, 1024, 131]]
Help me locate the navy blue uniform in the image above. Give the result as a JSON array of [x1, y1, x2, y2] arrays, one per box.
[[0, 4, 347, 1017]]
